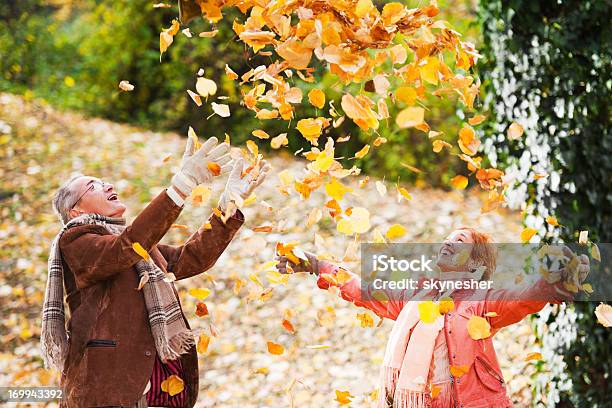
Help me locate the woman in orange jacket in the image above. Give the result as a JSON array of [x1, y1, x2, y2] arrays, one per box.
[[276, 227, 590, 408]]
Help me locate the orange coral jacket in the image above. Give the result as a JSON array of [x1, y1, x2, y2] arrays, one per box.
[[317, 262, 570, 408]]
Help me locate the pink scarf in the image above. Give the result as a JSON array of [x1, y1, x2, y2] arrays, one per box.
[[378, 271, 484, 407]]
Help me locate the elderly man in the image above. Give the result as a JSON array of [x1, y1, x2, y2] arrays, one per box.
[[41, 136, 270, 408]]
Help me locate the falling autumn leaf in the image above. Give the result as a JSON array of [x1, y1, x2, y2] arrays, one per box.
[[197, 334, 211, 354], [449, 365, 470, 378], [132, 242, 151, 262], [282, 319, 296, 334], [195, 77, 217, 98], [521, 228, 537, 243], [386, 224, 407, 240], [356, 312, 374, 328], [118, 80, 134, 92], [267, 341, 284, 355], [594, 303, 612, 327], [160, 375, 184, 396], [308, 89, 326, 109], [188, 288, 211, 300], [507, 122, 524, 140], [418, 301, 441, 323], [354, 144, 370, 159], [211, 102, 230, 117], [207, 162, 221, 176], [335, 390, 354, 405], [524, 352, 543, 362], [468, 114, 486, 126], [450, 175, 468, 190], [160, 19, 180, 58], [396, 106, 425, 128], [195, 302, 209, 317], [467, 316, 491, 340]]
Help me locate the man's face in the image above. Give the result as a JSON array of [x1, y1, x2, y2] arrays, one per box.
[[68, 176, 126, 219]]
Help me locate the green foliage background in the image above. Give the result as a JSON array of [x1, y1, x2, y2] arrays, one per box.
[[0, 0, 480, 188], [478, 0, 611, 405]]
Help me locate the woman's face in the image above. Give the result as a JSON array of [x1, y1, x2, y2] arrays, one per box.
[[436, 229, 475, 273]]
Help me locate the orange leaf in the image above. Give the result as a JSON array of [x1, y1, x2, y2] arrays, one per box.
[[207, 162, 221, 176], [282, 319, 296, 334], [267, 341, 284, 355]]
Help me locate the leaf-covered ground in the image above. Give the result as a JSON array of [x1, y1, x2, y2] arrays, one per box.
[[0, 93, 538, 407]]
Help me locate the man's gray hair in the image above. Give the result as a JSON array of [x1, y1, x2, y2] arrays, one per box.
[[52, 174, 84, 225]]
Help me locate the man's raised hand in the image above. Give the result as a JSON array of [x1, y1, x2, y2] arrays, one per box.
[[171, 136, 232, 198], [218, 158, 270, 213]]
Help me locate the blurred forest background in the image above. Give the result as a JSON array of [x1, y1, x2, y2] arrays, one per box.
[[1, 0, 610, 406]]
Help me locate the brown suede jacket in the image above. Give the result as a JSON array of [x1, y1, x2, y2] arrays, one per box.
[[57, 190, 244, 407]]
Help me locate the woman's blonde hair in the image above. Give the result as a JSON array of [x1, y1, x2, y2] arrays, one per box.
[[457, 227, 497, 280]]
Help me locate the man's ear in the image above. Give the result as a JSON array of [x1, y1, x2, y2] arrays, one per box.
[[68, 208, 81, 220]]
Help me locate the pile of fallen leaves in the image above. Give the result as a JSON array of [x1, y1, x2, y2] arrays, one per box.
[[0, 93, 556, 407]]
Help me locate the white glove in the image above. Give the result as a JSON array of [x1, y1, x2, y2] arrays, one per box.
[[171, 136, 232, 197], [218, 158, 270, 212]]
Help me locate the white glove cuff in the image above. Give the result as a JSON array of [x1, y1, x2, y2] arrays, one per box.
[[171, 171, 196, 196], [166, 186, 185, 207]]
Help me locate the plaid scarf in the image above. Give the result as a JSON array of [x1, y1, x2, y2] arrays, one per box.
[[41, 213, 195, 372]]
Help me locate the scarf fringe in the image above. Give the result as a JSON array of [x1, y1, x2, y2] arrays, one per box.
[[40, 332, 68, 371], [392, 389, 430, 408], [155, 329, 196, 363]]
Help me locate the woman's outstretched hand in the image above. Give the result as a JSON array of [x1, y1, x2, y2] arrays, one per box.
[[275, 250, 320, 275]]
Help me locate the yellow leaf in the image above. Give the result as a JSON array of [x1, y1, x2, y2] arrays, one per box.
[[507, 122, 524, 140], [418, 301, 441, 323], [296, 118, 322, 145], [419, 56, 440, 85], [396, 87, 417, 105], [160, 374, 184, 396], [467, 316, 491, 340], [591, 244, 601, 262], [195, 77, 217, 97], [449, 365, 470, 378], [197, 334, 210, 354], [252, 129, 270, 139], [188, 288, 211, 300], [311, 151, 334, 173], [594, 303, 612, 327], [524, 352, 543, 362], [468, 114, 486, 126], [386, 224, 407, 240], [431, 384, 442, 399], [337, 207, 371, 235], [355, 0, 374, 17], [458, 125, 480, 156], [270, 133, 288, 149], [186, 89, 202, 106], [546, 216, 558, 226], [335, 390, 354, 405], [225, 64, 238, 80], [308, 89, 326, 109], [397, 186, 412, 201], [132, 242, 151, 262], [267, 341, 284, 355], [355, 144, 370, 159], [396, 106, 425, 128], [160, 19, 180, 57], [325, 178, 353, 201], [341, 94, 379, 130], [356, 312, 374, 328], [520, 227, 537, 243], [211, 102, 230, 117], [439, 297, 455, 314], [266, 270, 289, 285], [432, 140, 452, 153], [246, 140, 259, 157], [450, 175, 468, 190]]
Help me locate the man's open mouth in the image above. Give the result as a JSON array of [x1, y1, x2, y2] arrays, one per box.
[[107, 193, 118, 201]]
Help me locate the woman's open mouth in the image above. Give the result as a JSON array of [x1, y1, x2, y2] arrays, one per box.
[[107, 193, 118, 201]]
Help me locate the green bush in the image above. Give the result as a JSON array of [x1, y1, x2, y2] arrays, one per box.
[[478, 0, 611, 405], [0, 0, 483, 188]]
